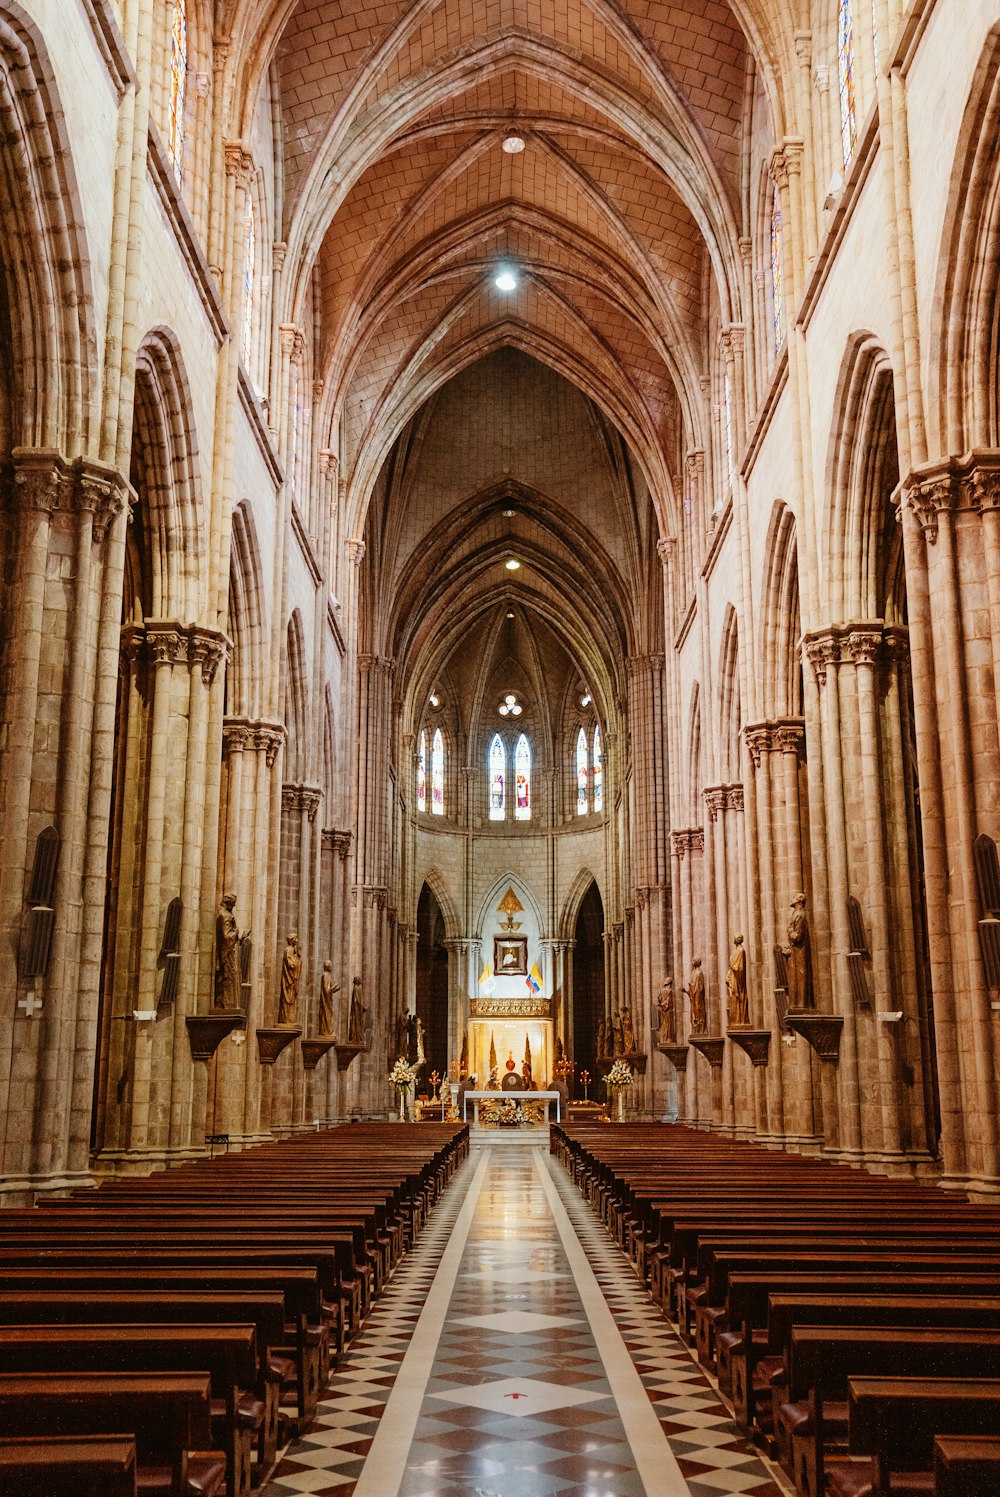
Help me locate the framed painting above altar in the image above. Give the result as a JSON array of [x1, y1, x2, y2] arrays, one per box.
[[494, 935, 528, 975]]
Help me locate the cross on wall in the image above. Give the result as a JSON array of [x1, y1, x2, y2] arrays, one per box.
[[16, 993, 42, 1018]]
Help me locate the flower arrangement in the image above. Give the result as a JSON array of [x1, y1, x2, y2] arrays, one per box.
[[604, 1058, 634, 1089], [389, 1057, 416, 1088]]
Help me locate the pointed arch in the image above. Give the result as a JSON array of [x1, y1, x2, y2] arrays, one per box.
[[514, 732, 532, 820], [132, 328, 207, 622], [0, 4, 95, 454], [575, 726, 589, 816], [228, 500, 266, 719], [559, 866, 602, 940], [417, 866, 461, 942], [474, 871, 546, 943], [687, 682, 703, 824], [717, 605, 742, 783], [284, 609, 308, 782], [593, 723, 604, 814], [759, 501, 802, 720], [488, 732, 506, 821]]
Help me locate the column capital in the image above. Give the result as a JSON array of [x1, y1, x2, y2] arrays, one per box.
[[9, 448, 132, 541], [346, 537, 366, 567], [224, 140, 254, 188], [704, 786, 729, 822], [656, 535, 677, 566]]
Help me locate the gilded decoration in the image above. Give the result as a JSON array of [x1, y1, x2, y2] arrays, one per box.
[[470, 996, 549, 1019]]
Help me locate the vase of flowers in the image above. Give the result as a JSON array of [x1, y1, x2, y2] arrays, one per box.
[[604, 1058, 634, 1122], [389, 1056, 416, 1121]]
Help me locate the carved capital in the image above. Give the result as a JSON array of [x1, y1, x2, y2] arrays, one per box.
[[247, 721, 285, 765], [188, 626, 230, 685], [728, 784, 745, 813], [744, 723, 776, 767], [223, 719, 253, 756], [770, 148, 789, 189], [224, 140, 254, 188], [346, 537, 366, 567], [793, 28, 812, 66], [774, 718, 806, 756], [803, 629, 842, 686], [704, 787, 729, 822], [845, 625, 885, 668], [656, 535, 676, 566]]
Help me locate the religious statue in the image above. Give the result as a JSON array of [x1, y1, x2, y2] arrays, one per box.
[[415, 1016, 426, 1068], [348, 976, 368, 1045], [621, 1004, 636, 1054], [596, 1017, 608, 1060], [785, 893, 814, 1008], [214, 892, 247, 1011], [726, 935, 749, 1026], [657, 979, 676, 1044], [278, 931, 302, 1026], [521, 1060, 535, 1091], [685, 957, 707, 1034], [317, 960, 338, 1036], [611, 1007, 624, 1056]]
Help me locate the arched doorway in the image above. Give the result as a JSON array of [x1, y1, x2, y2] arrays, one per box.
[[572, 882, 605, 1092], [416, 883, 448, 1080]]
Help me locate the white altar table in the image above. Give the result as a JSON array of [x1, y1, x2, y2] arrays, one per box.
[[463, 1089, 561, 1125]]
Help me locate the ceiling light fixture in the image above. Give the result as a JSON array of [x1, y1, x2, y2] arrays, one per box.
[[499, 693, 523, 717], [429, 692, 441, 707], [502, 507, 515, 517], [506, 611, 515, 619], [505, 558, 521, 570], [494, 268, 518, 293], [580, 692, 592, 707], [502, 134, 526, 154]]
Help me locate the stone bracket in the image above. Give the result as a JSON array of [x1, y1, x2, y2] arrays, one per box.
[[727, 1027, 772, 1066], [300, 1037, 336, 1071], [688, 1034, 726, 1068], [333, 1041, 365, 1071], [657, 1043, 689, 1073], [256, 1026, 301, 1065], [186, 1012, 246, 1062], [785, 1009, 844, 1062]]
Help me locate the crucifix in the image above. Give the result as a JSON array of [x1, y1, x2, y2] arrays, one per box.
[[16, 993, 42, 1018]]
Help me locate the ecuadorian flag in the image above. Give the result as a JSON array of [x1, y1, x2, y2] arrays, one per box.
[[526, 962, 542, 995]]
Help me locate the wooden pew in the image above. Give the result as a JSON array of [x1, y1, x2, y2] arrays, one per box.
[[826, 1378, 1000, 1497], [934, 1433, 1000, 1497], [0, 1435, 137, 1497], [0, 1372, 225, 1497], [0, 1325, 256, 1497], [782, 1327, 1000, 1497]]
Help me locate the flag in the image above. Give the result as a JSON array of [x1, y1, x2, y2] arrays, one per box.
[[479, 961, 495, 997], [526, 962, 542, 995]]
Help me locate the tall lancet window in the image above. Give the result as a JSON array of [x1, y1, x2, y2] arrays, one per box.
[[723, 370, 735, 488], [576, 728, 589, 815], [242, 193, 256, 368], [871, 0, 879, 74], [489, 734, 506, 820], [168, 0, 188, 183], [593, 724, 603, 813], [514, 733, 531, 820], [770, 182, 785, 351], [416, 731, 427, 813], [838, 0, 858, 165], [431, 728, 444, 815]]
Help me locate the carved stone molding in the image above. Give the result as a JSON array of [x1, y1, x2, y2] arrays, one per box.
[[121, 621, 230, 684], [704, 787, 729, 822], [282, 782, 323, 821], [688, 1034, 726, 1068], [9, 449, 131, 542], [470, 996, 549, 1019], [671, 827, 705, 858], [785, 1009, 844, 1062], [727, 1027, 772, 1067], [744, 718, 805, 765], [903, 452, 1000, 543], [345, 537, 366, 567]]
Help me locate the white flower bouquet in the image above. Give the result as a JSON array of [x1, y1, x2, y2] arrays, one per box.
[[604, 1058, 634, 1089], [389, 1057, 416, 1088]]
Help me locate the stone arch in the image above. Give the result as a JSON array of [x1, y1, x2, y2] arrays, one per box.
[[132, 329, 207, 622], [559, 866, 602, 941], [932, 21, 1000, 452], [759, 500, 801, 719], [284, 609, 308, 783], [717, 605, 742, 783], [0, 3, 95, 456], [417, 866, 462, 944], [228, 500, 266, 719], [687, 682, 703, 825], [475, 871, 545, 944], [826, 333, 901, 621]]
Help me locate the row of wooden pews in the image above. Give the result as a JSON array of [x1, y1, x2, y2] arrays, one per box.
[[552, 1122, 1000, 1497], [0, 1121, 468, 1497]]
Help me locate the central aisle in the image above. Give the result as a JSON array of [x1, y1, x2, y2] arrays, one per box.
[[265, 1142, 785, 1497]]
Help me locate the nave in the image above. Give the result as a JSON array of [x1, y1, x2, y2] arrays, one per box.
[[263, 1140, 783, 1497]]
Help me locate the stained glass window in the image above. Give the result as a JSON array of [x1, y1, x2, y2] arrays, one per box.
[[770, 182, 785, 352], [489, 734, 505, 820], [242, 194, 256, 368], [593, 724, 603, 813], [514, 734, 531, 820], [168, 0, 187, 183], [871, 0, 879, 76], [431, 728, 444, 815], [724, 370, 734, 487], [576, 727, 588, 815], [838, 0, 858, 165], [416, 731, 426, 813]]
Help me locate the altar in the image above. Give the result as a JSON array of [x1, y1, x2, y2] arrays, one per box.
[[463, 1090, 561, 1126], [467, 996, 554, 1089]]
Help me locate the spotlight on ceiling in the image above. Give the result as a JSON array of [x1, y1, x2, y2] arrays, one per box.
[[429, 691, 441, 707], [580, 692, 592, 707], [502, 134, 526, 154], [494, 268, 518, 293], [502, 507, 515, 518], [505, 558, 521, 571], [506, 611, 515, 619]]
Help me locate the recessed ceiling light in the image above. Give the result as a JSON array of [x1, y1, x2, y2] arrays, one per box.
[[506, 611, 515, 619], [495, 268, 517, 293], [502, 134, 526, 154], [502, 508, 515, 517], [505, 558, 521, 570]]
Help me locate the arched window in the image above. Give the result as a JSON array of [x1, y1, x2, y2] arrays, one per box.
[[489, 734, 506, 820], [871, 0, 879, 74], [576, 727, 588, 815], [167, 0, 187, 183], [593, 724, 603, 813], [723, 370, 735, 488], [770, 182, 785, 351], [431, 728, 444, 815], [416, 731, 427, 813], [242, 193, 256, 368], [514, 734, 531, 821], [838, 0, 858, 165]]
